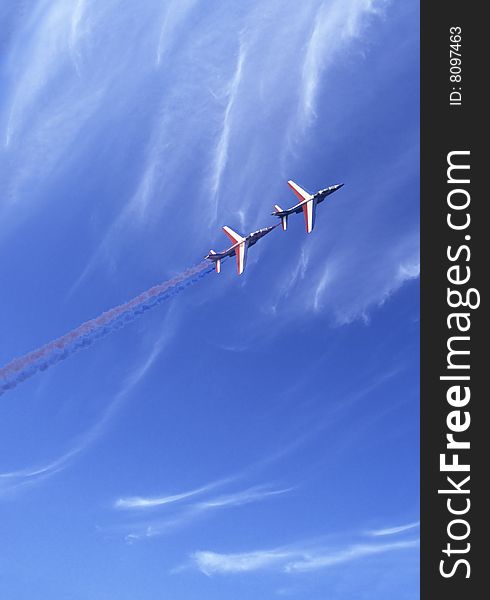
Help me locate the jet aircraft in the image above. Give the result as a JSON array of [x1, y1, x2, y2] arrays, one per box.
[[272, 180, 344, 233], [205, 225, 277, 275]]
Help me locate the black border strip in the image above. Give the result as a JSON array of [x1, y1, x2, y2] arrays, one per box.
[[421, 2, 484, 597]]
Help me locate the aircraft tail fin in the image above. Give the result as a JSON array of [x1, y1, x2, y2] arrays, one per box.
[[207, 250, 221, 273], [273, 205, 287, 231]]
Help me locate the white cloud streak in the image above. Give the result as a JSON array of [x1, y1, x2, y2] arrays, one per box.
[[117, 484, 292, 541], [296, 0, 388, 128], [285, 539, 418, 572], [196, 485, 292, 510], [114, 476, 233, 510], [0, 401, 114, 497], [8, 0, 395, 305], [207, 40, 248, 224], [190, 537, 418, 576], [155, 0, 198, 66], [193, 549, 293, 576], [1, 0, 109, 208], [0, 312, 175, 498], [367, 521, 420, 537], [267, 165, 419, 327]]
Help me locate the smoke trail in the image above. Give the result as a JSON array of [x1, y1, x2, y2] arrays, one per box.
[[0, 261, 215, 396]]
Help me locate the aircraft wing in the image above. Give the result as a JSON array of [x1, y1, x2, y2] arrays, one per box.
[[287, 180, 312, 203], [234, 241, 248, 274], [223, 226, 245, 245], [302, 198, 316, 233], [287, 180, 316, 232], [222, 226, 248, 275]]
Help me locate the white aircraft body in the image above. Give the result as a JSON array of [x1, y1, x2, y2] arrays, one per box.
[[205, 225, 276, 275], [272, 180, 344, 233]]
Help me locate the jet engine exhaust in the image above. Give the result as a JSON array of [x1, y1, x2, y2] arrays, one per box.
[[0, 261, 214, 396]]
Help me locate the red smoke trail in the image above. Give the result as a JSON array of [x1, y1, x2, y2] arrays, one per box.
[[0, 261, 213, 396]]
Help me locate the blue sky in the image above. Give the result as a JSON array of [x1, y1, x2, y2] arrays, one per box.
[[0, 1, 419, 598]]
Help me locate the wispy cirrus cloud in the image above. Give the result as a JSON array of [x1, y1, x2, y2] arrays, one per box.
[[114, 476, 233, 510], [195, 485, 292, 510], [2, 0, 405, 330], [155, 0, 198, 67], [9, 0, 395, 306], [285, 539, 418, 572], [265, 144, 420, 328], [1, 1, 104, 209], [0, 311, 176, 498], [192, 548, 293, 576], [190, 535, 418, 576], [114, 484, 292, 541], [0, 402, 114, 498], [207, 40, 248, 224], [367, 521, 420, 537], [296, 0, 388, 129]]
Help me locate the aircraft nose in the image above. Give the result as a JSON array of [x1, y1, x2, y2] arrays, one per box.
[[335, 183, 344, 190]]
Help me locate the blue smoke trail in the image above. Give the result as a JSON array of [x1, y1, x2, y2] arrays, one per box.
[[0, 261, 215, 396]]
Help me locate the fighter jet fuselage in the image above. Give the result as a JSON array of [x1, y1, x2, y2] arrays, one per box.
[[206, 179, 343, 276], [206, 225, 276, 275], [272, 181, 344, 233]]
